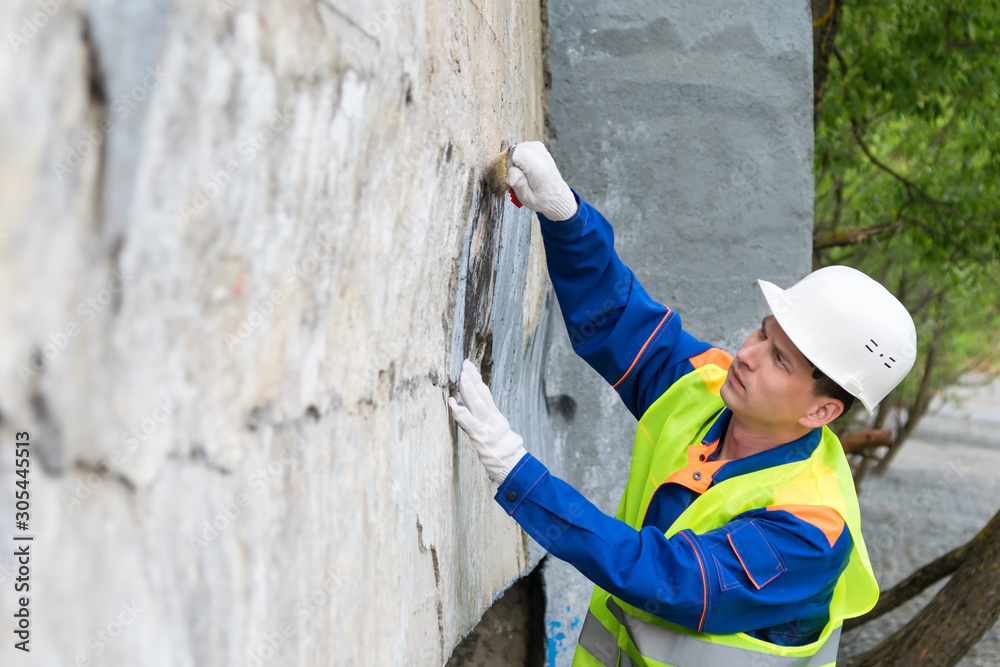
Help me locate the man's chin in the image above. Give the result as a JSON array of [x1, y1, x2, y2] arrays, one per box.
[[719, 381, 736, 408]]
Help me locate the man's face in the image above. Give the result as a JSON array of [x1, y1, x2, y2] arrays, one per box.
[[720, 315, 834, 429]]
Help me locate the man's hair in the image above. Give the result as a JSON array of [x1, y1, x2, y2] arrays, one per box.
[[810, 364, 855, 415]]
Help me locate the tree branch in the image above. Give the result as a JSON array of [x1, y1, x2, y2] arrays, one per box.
[[813, 221, 902, 250], [850, 120, 921, 198], [875, 327, 943, 475], [849, 121, 985, 250], [945, 5, 1000, 52]]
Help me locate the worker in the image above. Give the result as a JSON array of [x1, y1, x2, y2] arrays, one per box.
[[449, 141, 917, 666]]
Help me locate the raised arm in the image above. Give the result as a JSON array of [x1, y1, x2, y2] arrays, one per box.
[[508, 142, 730, 418]]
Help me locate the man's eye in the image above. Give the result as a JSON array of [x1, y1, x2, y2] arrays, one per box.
[[776, 353, 789, 371]]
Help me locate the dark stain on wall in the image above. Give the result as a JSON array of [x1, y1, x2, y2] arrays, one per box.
[[477, 331, 493, 388], [446, 560, 547, 666], [545, 393, 578, 422], [460, 172, 505, 372]]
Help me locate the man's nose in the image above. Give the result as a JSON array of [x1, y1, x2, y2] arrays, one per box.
[[736, 338, 762, 370], [735, 351, 751, 371]]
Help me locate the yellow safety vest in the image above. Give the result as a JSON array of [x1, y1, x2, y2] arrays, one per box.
[[573, 364, 878, 667]]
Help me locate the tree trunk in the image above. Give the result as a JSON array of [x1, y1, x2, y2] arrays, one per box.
[[851, 455, 877, 492], [846, 508, 1000, 667], [842, 430, 894, 492], [812, 0, 844, 127], [875, 330, 942, 475], [844, 543, 966, 632], [871, 400, 889, 430], [840, 429, 894, 454]]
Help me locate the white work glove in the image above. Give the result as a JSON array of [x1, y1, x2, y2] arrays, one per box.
[[507, 141, 578, 221], [449, 359, 528, 484]]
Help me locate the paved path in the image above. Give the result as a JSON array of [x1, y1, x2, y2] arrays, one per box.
[[839, 377, 1000, 665]]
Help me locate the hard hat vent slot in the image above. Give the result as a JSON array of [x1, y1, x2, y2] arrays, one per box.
[[865, 338, 897, 369]]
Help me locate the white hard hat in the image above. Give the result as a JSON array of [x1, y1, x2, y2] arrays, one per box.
[[758, 265, 918, 414]]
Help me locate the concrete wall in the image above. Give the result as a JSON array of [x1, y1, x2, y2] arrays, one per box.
[[540, 1, 815, 663], [0, 0, 551, 664]]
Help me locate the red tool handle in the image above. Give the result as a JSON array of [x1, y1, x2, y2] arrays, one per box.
[[506, 144, 523, 208]]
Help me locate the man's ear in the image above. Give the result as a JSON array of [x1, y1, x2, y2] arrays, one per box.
[[799, 398, 844, 429]]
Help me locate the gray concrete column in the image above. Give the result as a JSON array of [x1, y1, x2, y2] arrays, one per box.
[[541, 2, 815, 662]]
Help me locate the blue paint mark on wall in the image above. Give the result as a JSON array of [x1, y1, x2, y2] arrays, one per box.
[[570, 615, 580, 630], [492, 577, 520, 603], [546, 619, 566, 665]]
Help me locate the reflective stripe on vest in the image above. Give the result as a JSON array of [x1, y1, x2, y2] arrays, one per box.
[[578, 598, 842, 667], [578, 610, 619, 666], [572, 364, 877, 667]]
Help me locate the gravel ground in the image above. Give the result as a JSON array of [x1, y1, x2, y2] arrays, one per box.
[[838, 421, 1000, 663]]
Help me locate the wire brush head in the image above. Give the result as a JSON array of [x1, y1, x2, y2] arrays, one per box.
[[483, 145, 515, 198]]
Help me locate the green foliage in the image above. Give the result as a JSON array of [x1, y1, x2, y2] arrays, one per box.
[[815, 0, 1000, 431]]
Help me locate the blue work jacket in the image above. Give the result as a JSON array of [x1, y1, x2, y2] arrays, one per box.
[[496, 195, 853, 646]]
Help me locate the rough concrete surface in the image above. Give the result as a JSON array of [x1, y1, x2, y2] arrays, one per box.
[[0, 0, 550, 664], [541, 1, 815, 663]]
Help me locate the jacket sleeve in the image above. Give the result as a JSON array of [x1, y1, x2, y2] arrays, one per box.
[[497, 454, 853, 638], [538, 195, 730, 418]]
